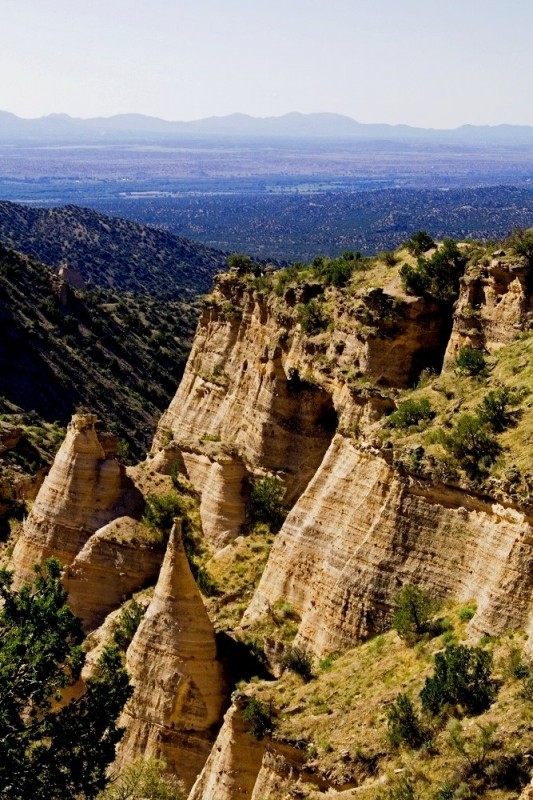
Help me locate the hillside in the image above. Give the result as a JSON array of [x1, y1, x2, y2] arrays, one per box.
[[0, 201, 227, 298], [0, 244, 194, 465], [4, 230, 533, 799]]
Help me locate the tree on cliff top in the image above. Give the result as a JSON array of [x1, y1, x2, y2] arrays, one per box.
[[0, 558, 132, 800]]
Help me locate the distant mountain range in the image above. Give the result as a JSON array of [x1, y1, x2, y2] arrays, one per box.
[[2, 110, 533, 144]]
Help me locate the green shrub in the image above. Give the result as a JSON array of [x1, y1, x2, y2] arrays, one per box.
[[400, 263, 430, 297], [281, 645, 314, 681], [297, 298, 329, 334], [112, 599, 144, 651], [97, 757, 185, 799], [195, 566, 220, 597], [455, 346, 487, 377], [227, 252, 255, 275], [432, 781, 457, 800], [250, 475, 287, 532], [420, 645, 496, 716], [441, 414, 500, 475], [242, 697, 273, 740], [143, 493, 184, 532], [388, 398, 433, 429], [476, 387, 515, 432], [457, 604, 476, 622], [380, 250, 397, 266], [521, 674, 533, 701], [393, 585, 439, 644], [312, 256, 355, 287], [387, 694, 426, 749], [401, 238, 464, 302], [406, 230, 435, 256]]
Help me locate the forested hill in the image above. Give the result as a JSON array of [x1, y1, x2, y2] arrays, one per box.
[[0, 244, 195, 460], [0, 201, 227, 298]]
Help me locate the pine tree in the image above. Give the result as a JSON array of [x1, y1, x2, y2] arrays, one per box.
[[0, 558, 132, 800]]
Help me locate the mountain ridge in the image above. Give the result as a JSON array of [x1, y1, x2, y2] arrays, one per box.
[[2, 109, 533, 143]]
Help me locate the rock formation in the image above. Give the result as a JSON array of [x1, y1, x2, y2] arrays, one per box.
[[188, 700, 265, 800], [115, 520, 225, 792], [243, 435, 533, 658], [10, 413, 127, 586], [153, 273, 447, 548], [444, 250, 531, 365], [63, 517, 163, 631]]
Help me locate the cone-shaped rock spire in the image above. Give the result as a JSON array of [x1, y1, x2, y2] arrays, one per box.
[[115, 519, 226, 791], [10, 413, 124, 586]]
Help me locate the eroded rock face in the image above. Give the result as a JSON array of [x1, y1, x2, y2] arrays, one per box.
[[10, 413, 128, 586], [182, 451, 248, 549], [116, 520, 225, 792], [64, 517, 164, 631], [153, 276, 446, 548], [243, 435, 533, 658], [444, 254, 532, 365], [188, 701, 265, 800]]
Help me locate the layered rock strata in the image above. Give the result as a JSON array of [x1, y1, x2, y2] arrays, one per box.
[[243, 435, 533, 659], [116, 520, 225, 792], [444, 251, 532, 365], [10, 413, 129, 586], [153, 275, 446, 547], [64, 517, 164, 631], [188, 700, 265, 800]]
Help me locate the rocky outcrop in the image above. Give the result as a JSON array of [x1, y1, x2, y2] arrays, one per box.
[[153, 275, 447, 548], [181, 451, 248, 548], [444, 251, 532, 365], [115, 520, 225, 792], [188, 701, 265, 800], [10, 413, 132, 586], [243, 435, 533, 659], [64, 517, 164, 631]]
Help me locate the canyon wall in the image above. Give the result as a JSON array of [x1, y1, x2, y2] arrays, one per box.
[[153, 274, 447, 549], [242, 435, 533, 658], [444, 251, 532, 365]]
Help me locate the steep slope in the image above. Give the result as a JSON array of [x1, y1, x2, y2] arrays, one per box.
[[0, 201, 227, 298], [151, 242, 533, 663], [0, 244, 195, 459], [153, 265, 446, 546], [144, 241, 533, 799]]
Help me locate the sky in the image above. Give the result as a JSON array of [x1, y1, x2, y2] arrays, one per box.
[[1, 0, 532, 129]]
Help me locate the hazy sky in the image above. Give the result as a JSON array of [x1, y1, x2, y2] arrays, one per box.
[[1, 0, 532, 128]]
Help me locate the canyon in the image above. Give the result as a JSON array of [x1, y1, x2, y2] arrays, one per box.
[[5, 237, 533, 798]]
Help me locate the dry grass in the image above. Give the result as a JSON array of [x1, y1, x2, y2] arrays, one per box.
[[246, 606, 532, 798], [205, 526, 274, 632], [382, 333, 533, 482]]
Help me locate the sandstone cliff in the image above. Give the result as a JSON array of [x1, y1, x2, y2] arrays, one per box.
[[243, 434, 533, 658], [444, 249, 532, 365], [116, 520, 225, 792], [10, 413, 128, 586], [153, 271, 447, 549], [150, 254, 533, 664]]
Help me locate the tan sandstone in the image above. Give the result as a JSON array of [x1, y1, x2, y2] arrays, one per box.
[[243, 435, 533, 659], [115, 520, 225, 792], [10, 413, 128, 586]]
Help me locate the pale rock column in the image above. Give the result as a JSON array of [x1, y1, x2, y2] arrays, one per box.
[[10, 413, 123, 586], [115, 520, 226, 792]]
